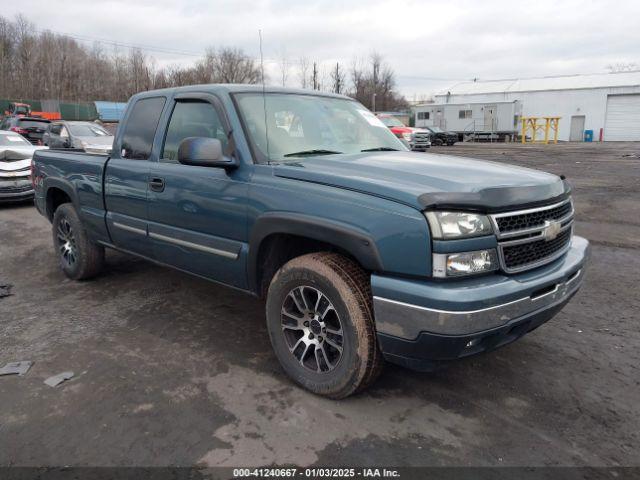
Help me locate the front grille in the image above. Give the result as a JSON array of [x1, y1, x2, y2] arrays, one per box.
[[502, 228, 572, 270], [491, 198, 574, 273], [496, 201, 572, 233], [0, 183, 32, 193], [413, 133, 430, 143]]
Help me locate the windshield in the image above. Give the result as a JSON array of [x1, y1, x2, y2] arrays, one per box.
[[0, 133, 31, 146], [428, 126, 444, 133], [235, 93, 406, 161], [378, 116, 405, 127], [68, 123, 110, 137]]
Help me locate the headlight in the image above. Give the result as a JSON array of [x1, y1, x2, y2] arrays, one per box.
[[425, 211, 493, 239], [432, 249, 498, 277], [402, 132, 413, 142]]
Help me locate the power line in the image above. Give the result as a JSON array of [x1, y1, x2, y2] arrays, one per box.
[[34, 27, 204, 57]]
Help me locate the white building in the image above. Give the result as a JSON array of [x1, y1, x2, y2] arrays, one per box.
[[413, 71, 640, 141]]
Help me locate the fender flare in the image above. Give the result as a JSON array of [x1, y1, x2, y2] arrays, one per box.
[[248, 212, 384, 293], [43, 177, 79, 219]]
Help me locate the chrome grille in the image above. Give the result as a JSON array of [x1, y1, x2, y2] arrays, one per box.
[[490, 198, 574, 273], [502, 228, 572, 270], [496, 201, 572, 233]]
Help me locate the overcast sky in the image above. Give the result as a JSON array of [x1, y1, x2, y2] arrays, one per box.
[[4, 0, 640, 99]]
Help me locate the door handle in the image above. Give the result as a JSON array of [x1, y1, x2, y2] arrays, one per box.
[[149, 177, 165, 192]]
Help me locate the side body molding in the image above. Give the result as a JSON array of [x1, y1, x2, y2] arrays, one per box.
[[247, 212, 384, 293]]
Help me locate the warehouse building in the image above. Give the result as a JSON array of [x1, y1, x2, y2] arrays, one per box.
[[414, 71, 640, 141]]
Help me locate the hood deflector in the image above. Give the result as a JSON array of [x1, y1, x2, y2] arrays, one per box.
[[418, 180, 571, 213]]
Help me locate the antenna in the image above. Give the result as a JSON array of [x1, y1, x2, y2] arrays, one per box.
[[259, 29, 270, 161]]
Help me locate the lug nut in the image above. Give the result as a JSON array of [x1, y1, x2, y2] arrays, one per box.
[[303, 321, 309, 327], [309, 333, 314, 339]]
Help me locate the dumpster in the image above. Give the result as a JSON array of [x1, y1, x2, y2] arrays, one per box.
[[584, 129, 593, 142]]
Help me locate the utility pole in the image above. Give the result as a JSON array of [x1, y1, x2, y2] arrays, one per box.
[[372, 93, 376, 112]]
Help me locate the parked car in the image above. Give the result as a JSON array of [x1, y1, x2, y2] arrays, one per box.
[[422, 125, 458, 146], [0, 131, 46, 202], [0, 116, 50, 145], [33, 85, 589, 398], [44, 121, 114, 154], [375, 113, 431, 151]]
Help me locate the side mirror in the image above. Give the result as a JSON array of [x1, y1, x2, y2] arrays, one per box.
[[178, 137, 237, 169]]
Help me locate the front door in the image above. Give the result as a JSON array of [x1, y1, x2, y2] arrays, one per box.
[[147, 95, 249, 289], [484, 105, 497, 131], [570, 115, 585, 141]]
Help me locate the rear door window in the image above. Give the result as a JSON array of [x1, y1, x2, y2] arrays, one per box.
[[121, 97, 166, 159]]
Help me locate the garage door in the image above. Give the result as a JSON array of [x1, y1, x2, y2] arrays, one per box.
[[605, 94, 640, 141]]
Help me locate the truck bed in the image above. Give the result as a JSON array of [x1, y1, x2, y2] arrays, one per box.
[[33, 149, 111, 243]]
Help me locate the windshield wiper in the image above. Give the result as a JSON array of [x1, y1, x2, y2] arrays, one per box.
[[283, 149, 343, 157], [360, 147, 400, 152]]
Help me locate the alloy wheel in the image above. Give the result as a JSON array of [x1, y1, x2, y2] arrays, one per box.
[[57, 218, 77, 268], [281, 286, 344, 373]]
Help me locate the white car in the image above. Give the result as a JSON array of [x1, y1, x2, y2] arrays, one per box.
[[0, 131, 47, 203]]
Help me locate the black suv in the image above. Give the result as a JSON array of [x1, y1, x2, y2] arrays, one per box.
[[423, 126, 457, 146], [0, 116, 51, 145]]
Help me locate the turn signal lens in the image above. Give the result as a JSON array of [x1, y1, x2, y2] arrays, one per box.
[[433, 249, 498, 277]]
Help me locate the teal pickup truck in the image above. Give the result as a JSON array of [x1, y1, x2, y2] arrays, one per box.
[[32, 85, 589, 398]]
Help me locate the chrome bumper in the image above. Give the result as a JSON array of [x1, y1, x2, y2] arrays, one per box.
[[372, 236, 589, 339]]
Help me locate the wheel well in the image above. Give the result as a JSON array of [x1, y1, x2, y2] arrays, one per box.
[[255, 233, 358, 298], [46, 187, 72, 220]]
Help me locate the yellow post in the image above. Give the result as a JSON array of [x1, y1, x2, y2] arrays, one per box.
[[544, 118, 551, 145], [520, 116, 561, 144]]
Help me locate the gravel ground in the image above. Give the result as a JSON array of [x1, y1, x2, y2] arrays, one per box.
[[0, 142, 638, 468]]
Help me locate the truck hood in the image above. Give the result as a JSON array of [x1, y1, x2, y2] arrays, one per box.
[[273, 151, 568, 212]]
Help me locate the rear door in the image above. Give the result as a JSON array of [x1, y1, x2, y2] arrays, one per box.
[[104, 96, 166, 256], [146, 93, 248, 288]]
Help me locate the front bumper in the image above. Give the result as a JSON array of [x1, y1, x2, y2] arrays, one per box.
[[0, 179, 34, 203], [372, 236, 590, 370], [410, 141, 431, 150]]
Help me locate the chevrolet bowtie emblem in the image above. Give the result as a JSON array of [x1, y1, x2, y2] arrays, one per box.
[[542, 220, 562, 241]]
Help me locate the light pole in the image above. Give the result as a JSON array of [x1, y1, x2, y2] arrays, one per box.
[[372, 93, 377, 112]]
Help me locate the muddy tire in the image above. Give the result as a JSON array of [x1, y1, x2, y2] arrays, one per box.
[[265, 252, 383, 398], [52, 203, 104, 280]]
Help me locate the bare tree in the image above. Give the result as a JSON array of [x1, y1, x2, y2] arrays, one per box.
[[311, 62, 319, 90], [0, 15, 407, 109], [331, 62, 345, 94], [212, 47, 261, 84], [278, 50, 289, 87], [298, 56, 310, 89]]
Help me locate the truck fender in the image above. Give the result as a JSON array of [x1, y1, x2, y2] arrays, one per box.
[[248, 212, 384, 293], [43, 177, 79, 219]]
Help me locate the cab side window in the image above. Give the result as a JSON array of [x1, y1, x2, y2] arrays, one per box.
[[161, 101, 227, 163], [121, 97, 166, 160]]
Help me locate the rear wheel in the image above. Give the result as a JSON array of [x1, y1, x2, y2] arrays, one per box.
[[266, 252, 383, 398], [52, 203, 104, 280]]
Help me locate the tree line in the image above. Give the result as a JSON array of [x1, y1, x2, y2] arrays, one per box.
[[0, 15, 408, 111]]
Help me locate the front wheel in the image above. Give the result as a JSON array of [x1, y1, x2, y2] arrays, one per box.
[[52, 203, 105, 280], [265, 252, 383, 398]]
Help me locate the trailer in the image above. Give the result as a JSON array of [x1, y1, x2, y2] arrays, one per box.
[[413, 100, 521, 142]]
